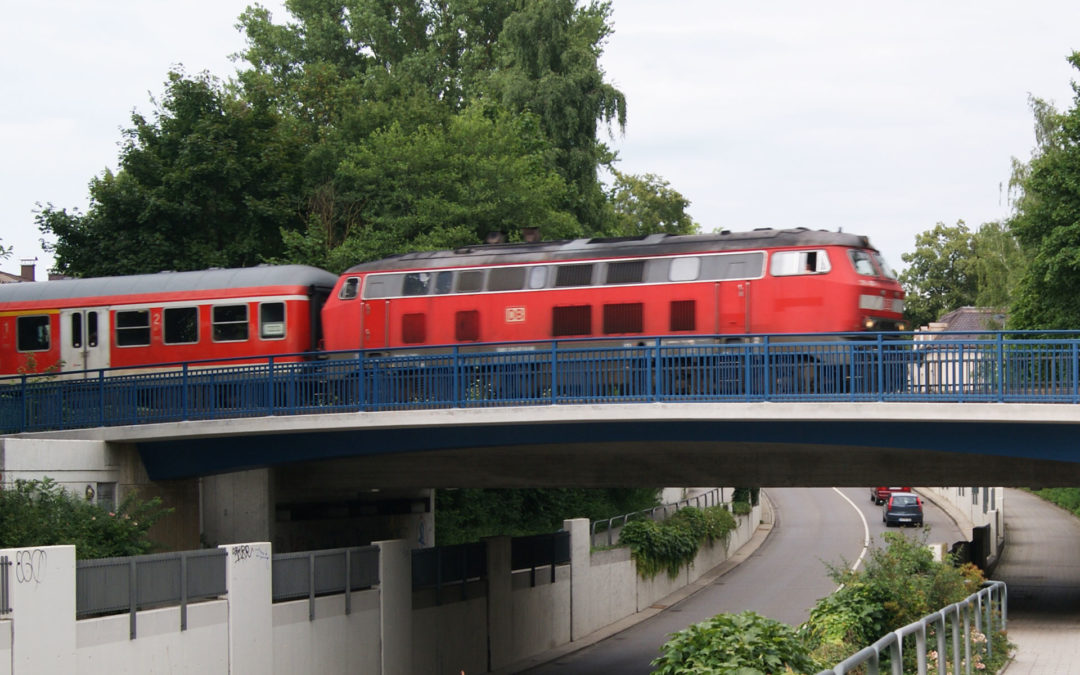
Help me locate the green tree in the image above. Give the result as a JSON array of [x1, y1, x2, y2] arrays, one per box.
[[1008, 53, 1080, 329], [899, 221, 1025, 329], [899, 222, 980, 329], [603, 170, 699, 237], [0, 478, 172, 559], [38, 71, 305, 276]]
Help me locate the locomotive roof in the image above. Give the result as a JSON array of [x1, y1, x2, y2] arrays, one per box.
[[0, 265, 339, 304], [344, 227, 877, 273]]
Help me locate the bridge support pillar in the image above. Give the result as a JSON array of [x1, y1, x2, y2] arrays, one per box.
[[201, 468, 274, 548], [565, 517, 592, 641]]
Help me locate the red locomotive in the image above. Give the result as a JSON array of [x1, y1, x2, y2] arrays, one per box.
[[320, 228, 906, 354], [0, 265, 338, 377]]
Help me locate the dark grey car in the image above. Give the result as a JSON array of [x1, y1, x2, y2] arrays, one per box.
[[882, 492, 924, 527]]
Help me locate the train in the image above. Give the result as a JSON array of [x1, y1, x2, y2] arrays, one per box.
[[0, 228, 905, 379]]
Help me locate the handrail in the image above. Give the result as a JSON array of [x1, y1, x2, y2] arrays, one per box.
[[818, 580, 1007, 675], [6, 331, 1080, 434]]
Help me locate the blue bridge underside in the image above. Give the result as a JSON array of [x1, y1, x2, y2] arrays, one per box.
[[136, 417, 1080, 487]]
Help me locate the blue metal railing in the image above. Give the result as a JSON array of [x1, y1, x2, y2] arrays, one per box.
[[4, 331, 1080, 434]]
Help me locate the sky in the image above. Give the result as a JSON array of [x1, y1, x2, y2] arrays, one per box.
[[2, 1, 1079, 279]]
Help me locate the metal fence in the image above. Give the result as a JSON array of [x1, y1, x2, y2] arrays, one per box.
[[590, 488, 726, 547], [818, 580, 1007, 675], [76, 549, 227, 639], [271, 546, 380, 620], [6, 331, 1080, 434]]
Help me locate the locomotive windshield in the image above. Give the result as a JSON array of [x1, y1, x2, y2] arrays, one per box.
[[848, 250, 896, 279]]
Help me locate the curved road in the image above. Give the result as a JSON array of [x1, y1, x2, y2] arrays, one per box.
[[522, 487, 964, 674]]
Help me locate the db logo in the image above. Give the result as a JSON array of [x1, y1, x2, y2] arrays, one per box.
[[505, 307, 526, 323]]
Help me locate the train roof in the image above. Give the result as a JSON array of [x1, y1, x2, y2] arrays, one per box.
[[0, 265, 339, 304], [343, 227, 878, 273]]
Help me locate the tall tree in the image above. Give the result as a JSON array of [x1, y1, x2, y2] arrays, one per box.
[[38, 71, 304, 276], [1008, 52, 1080, 329]]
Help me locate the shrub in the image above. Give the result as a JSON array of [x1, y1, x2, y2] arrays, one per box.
[[0, 478, 172, 558], [620, 505, 737, 580], [651, 611, 819, 675]]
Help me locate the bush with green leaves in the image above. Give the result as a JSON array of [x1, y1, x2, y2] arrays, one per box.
[[651, 611, 819, 675], [802, 532, 991, 667], [0, 478, 172, 559], [619, 505, 737, 579]]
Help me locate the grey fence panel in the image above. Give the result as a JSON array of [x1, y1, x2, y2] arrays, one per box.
[[271, 546, 379, 604], [76, 548, 227, 620]]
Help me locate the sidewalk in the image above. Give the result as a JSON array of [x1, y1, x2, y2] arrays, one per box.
[[994, 488, 1080, 674]]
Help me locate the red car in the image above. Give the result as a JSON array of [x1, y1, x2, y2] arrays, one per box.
[[870, 486, 911, 506]]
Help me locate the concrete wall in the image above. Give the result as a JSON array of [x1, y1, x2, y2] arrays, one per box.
[[0, 504, 764, 674], [919, 486, 1004, 563]]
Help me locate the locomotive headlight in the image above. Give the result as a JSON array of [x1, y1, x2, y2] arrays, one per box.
[[897, 321, 907, 331], [863, 317, 876, 330]]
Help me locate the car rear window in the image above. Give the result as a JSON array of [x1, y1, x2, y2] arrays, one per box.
[[892, 496, 917, 506]]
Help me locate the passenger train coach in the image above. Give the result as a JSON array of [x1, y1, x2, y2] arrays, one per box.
[[320, 228, 906, 354], [0, 265, 338, 376]]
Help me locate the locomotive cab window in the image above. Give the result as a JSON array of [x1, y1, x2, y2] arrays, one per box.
[[16, 315, 50, 352], [403, 272, 432, 296], [164, 307, 199, 345], [340, 277, 359, 299], [770, 250, 831, 276], [115, 310, 151, 347], [259, 302, 286, 340], [212, 304, 249, 342]]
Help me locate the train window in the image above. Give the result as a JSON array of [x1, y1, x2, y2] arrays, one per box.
[[87, 311, 98, 348], [115, 310, 151, 347], [528, 266, 548, 289], [669, 257, 700, 282], [16, 315, 50, 352], [552, 305, 592, 336], [402, 313, 426, 343], [435, 271, 454, 294], [71, 313, 82, 349], [403, 272, 432, 296], [555, 264, 594, 287], [670, 300, 696, 331], [603, 303, 643, 334], [455, 310, 480, 341], [340, 277, 360, 299], [456, 270, 485, 293], [259, 302, 286, 340], [606, 260, 645, 284], [164, 307, 199, 345], [362, 277, 392, 299], [212, 305, 249, 342], [848, 250, 878, 277], [770, 250, 831, 276], [488, 267, 526, 292]]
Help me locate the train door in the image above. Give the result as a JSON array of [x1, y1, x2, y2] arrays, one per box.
[[60, 308, 110, 374], [361, 300, 388, 349], [717, 281, 750, 335]]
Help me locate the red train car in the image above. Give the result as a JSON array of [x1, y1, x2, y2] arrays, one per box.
[[321, 228, 906, 354], [0, 265, 338, 377]]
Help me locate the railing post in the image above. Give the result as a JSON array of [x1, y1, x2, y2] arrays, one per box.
[[20, 373, 27, 432], [1073, 341, 1079, 404], [876, 333, 884, 402], [996, 333, 1005, 402], [453, 346, 461, 407], [267, 356, 275, 415], [99, 369, 106, 428], [651, 338, 660, 402], [181, 363, 189, 420], [763, 336, 772, 400], [550, 342, 558, 405], [129, 558, 138, 640]]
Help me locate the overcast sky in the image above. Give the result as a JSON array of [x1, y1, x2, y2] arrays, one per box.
[[2, 1, 1078, 279]]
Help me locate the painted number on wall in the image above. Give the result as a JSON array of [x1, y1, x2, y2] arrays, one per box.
[[505, 307, 526, 323]]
